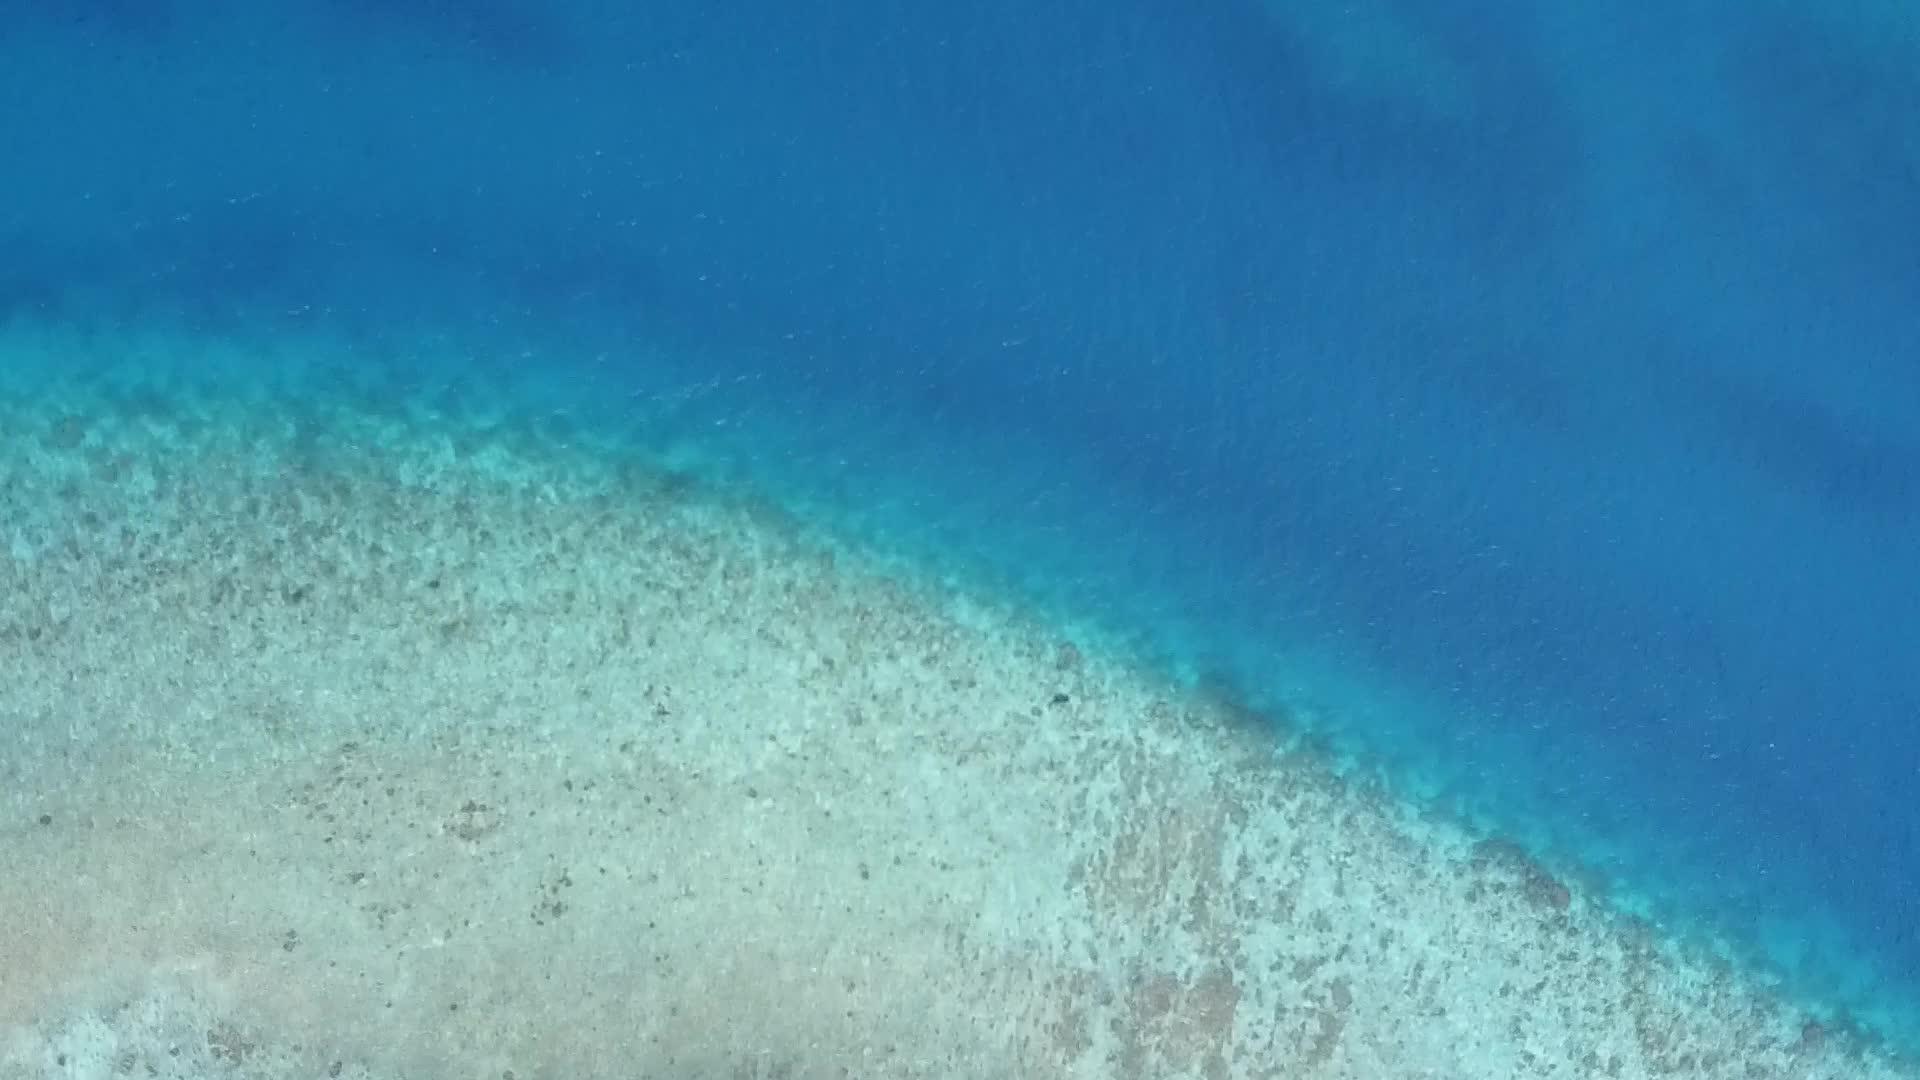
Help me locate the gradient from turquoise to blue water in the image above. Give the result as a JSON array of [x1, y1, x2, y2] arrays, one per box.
[[4, 0, 1917, 1047]]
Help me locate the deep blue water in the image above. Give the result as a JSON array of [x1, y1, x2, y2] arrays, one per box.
[[5, 0, 1918, 1046]]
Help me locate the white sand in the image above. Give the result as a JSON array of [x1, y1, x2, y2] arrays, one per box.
[[0, 323, 1906, 1079]]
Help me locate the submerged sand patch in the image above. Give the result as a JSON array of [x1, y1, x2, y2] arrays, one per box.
[[0, 327, 1906, 1079]]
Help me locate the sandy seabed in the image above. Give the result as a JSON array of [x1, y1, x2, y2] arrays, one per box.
[[0, 325, 1908, 1080]]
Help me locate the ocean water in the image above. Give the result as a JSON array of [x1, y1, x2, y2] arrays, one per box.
[[4, 0, 1918, 1060]]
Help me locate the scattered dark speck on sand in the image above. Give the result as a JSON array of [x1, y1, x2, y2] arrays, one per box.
[[51, 415, 87, 449], [1050, 692, 1071, 706], [37, 813, 53, 826]]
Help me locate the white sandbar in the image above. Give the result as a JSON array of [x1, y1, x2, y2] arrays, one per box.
[[0, 323, 1904, 1079]]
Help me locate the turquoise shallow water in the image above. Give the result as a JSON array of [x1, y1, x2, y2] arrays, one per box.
[[4, 0, 1919, 1055]]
